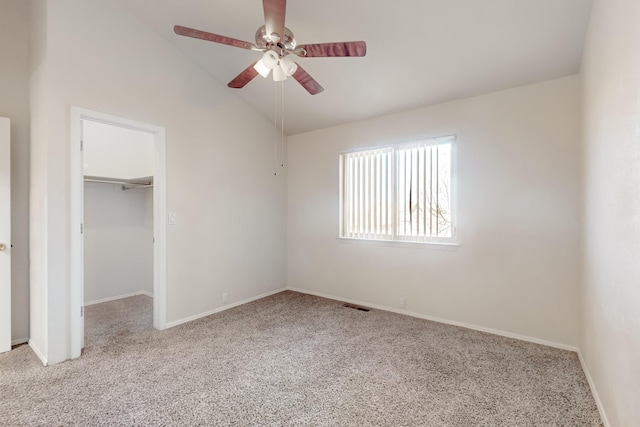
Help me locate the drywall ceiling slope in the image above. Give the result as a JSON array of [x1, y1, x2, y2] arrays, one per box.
[[122, 0, 593, 135]]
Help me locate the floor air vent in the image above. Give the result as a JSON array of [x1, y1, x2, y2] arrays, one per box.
[[343, 303, 370, 312]]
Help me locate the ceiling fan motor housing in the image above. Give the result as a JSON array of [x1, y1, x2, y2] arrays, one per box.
[[255, 25, 296, 52]]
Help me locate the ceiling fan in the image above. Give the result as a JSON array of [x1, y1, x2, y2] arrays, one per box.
[[174, 0, 367, 95]]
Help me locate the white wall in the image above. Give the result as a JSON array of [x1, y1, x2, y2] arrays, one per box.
[[580, 0, 640, 425], [28, 0, 50, 362], [0, 0, 30, 345], [288, 76, 582, 347], [83, 120, 155, 179], [29, 0, 287, 364], [84, 183, 153, 303]]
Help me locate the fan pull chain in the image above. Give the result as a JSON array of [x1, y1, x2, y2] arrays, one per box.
[[281, 81, 285, 168], [272, 80, 286, 175], [273, 79, 278, 176]]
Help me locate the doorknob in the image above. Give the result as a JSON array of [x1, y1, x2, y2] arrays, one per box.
[[0, 243, 6, 251]]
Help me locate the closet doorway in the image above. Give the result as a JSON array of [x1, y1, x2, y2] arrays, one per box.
[[70, 108, 167, 357]]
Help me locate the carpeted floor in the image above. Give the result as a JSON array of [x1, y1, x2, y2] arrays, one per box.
[[0, 291, 602, 426]]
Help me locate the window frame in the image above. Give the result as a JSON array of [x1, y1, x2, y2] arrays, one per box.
[[339, 135, 457, 246]]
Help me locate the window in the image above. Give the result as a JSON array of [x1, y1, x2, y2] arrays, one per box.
[[339, 135, 455, 243]]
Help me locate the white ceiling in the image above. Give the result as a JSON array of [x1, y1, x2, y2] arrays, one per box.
[[122, 0, 594, 135]]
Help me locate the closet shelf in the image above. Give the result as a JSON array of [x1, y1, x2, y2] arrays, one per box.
[[84, 175, 153, 191]]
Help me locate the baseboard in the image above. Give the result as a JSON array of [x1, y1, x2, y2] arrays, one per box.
[[287, 287, 578, 353], [85, 291, 154, 306], [578, 351, 611, 427], [28, 339, 48, 366], [165, 288, 287, 329], [11, 337, 29, 346]]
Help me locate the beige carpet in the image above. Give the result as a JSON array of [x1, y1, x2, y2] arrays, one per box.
[[0, 291, 602, 426]]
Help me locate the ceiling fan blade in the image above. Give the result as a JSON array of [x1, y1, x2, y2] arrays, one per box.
[[228, 62, 260, 89], [263, 0, 286, 42], [292, 65, 324, 95], [297, 41, 367, 58], [174, 25, 258, 50]]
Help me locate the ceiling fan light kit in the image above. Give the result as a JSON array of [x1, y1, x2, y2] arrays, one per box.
[[272, 65, 287, 82], [252, 49, 297, 81], [261, 50, 280, 69], [279, 55, 298, 78], [253, 58, 272, 78], [174, 0, 367, 94]]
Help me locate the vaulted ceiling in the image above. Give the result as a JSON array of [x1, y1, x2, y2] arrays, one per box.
[[122, 0, 594, 135]]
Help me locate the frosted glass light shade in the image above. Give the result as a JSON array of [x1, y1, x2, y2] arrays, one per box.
[[272, 66, 287, 81], [253, 59, 271, 78], [262, 50, 279, 69], [279, 56, 298, 76]]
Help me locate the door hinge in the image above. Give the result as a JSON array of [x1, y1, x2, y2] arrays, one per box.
[[80, 140, 84, 151], [81, 306, 84, 317], [80, 223, 84, 234]]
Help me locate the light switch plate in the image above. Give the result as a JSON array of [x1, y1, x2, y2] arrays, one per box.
[[168, 213, 177, 225]]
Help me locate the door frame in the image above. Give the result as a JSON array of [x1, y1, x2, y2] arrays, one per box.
[[70, 107, 167, 358], [0, 117, 10, 354]]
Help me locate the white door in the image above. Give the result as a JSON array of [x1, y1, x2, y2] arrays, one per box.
[[0, 117, 11, 353]]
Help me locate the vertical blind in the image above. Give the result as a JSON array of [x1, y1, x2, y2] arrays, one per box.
[[340, 136, 454, 242]]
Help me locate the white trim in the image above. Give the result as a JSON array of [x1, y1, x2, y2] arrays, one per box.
[[153, 126, 167, 330], [70, 107, 168, 359], [0, 117, 11, 354], [165, 288, 287, 329], [85, 291, 153, 307], [337, 236, 460, 250], [339, 134, 456, 155], [577, 351, 611, 427], [338, 155, 345, 238], [70, 109, 84, 358], [28, 340, 48, 366], [287, 287, 578, 352], [11, 337, 29, 346]]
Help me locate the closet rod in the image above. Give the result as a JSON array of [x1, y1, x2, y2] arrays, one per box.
[[122, 184, 153, 191]]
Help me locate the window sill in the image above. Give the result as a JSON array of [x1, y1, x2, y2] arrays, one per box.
[[337, 236, 460, 251]]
